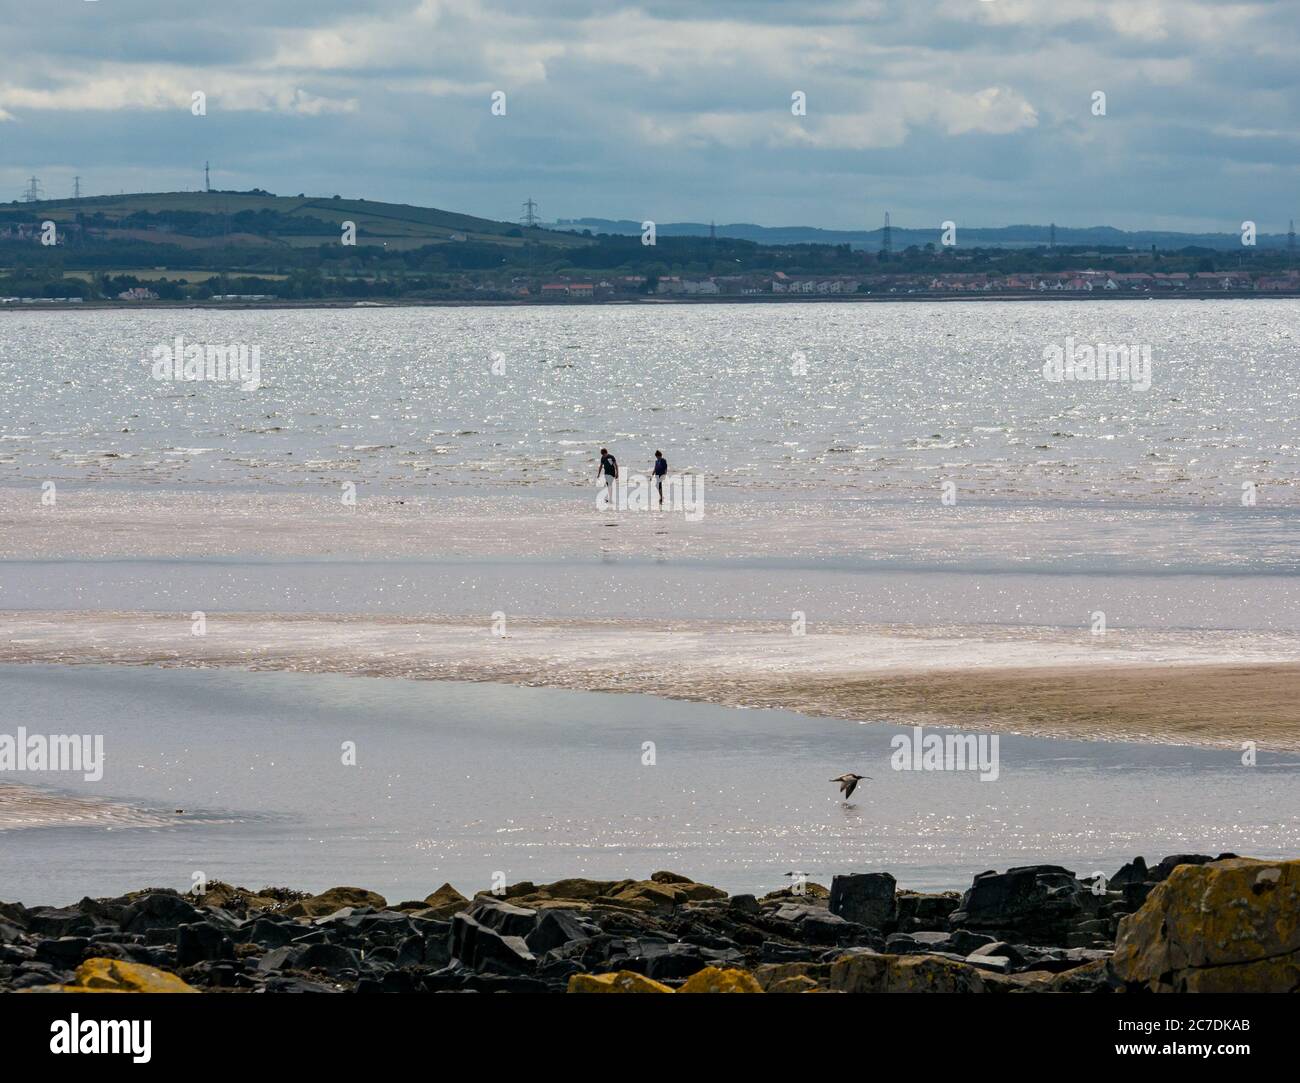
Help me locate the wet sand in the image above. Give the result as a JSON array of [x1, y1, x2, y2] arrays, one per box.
[[2, 487, 1296, 567], [6, 611, 1299, 751]]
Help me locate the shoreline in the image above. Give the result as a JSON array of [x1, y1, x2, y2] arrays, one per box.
[[5, 291, 1300, 312], [5, 611, 1299, 751], [2, 856, 1294, 993]]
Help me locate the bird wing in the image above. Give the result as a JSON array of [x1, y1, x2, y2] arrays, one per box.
[[843, 777, 859, 799]]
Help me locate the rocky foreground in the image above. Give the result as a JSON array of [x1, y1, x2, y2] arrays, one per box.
[[2, 855, 1295, 993]]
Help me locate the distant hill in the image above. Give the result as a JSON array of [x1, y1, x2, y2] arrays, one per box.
[[554, 217, 1297, 252], [1, 190, 584, 251]]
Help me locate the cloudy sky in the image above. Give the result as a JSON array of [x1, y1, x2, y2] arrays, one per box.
[[1, 0, 1296, 231]]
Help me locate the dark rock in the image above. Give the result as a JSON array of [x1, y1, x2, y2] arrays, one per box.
[[524, 909, 592, 955], [120, 892, 202, 934], [965, 953, 1013, 973], [968, 941, 1027, 968], [1122, 882, 1152, 910], [760, 942, 820, 964], [23, 905, 96, 938], [260, 975, 342, 993], [182, 960, 243, 988], [1151, 854, 1216, 882], [638, 940, 743, 981], [770, 903, 864, 944], [35, 937, 90, 966], [449, 911, 536, 975], [1110, 856, 1149, 886], [949, 865, 1084, 941], [176, 922, 236, 966], [948, 929, 996, 955], [895, 891, 962, 932], [295, 942, 362, 974], [728, 894, 760, 916], [467, 899, 538, 938], [12, 963, 74, 989], [240, 917, 298, 949], [828, 872, 896, 930]]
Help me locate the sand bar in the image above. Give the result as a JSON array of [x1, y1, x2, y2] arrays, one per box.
[[5, 610, 1299, 751]]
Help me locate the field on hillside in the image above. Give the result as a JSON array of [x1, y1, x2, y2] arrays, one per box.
[[4, 191, 586, 250]]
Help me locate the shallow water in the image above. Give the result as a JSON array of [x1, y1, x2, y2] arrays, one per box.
[[3, 300, 1298, 503], [3, 554, 1299, 632], [1, 664, 1294, 905]]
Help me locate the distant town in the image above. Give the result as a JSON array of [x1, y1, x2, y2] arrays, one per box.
[[3, 188, 1298, 304]]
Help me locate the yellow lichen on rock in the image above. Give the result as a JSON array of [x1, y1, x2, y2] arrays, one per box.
[[567, 970, 673, 993], [678, 966, 764, 993], [28, 958, 197, 994], [1112, 857, 1300, 992], [830, 952, 987, 993]]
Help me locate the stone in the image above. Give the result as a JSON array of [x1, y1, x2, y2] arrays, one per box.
[[466, 898, 537, 938], [949, 865, 1084, 941], [1047, 959, 1114, 992], [1112, 857, 1299, 992], [829, 872, 896, 930], [894, 891, 961, 932], [176, 923, 235, 966], [760, 883, 830, 903], [568, 970, 672, 993], [1109, 857, 1149, 887], [450, 911, 536, 975], [421, 883, 470, 919], [1150, 854, 1217, 882], [22, 906, 95, 938], [678, 966, 763, 993], [768, 974, 822, 993], [281, 886, 387, 918], [830, 952, 987, 993], [948, 929, 996, 955], [26, 957, 197, 994], [261, 975, 342, 993], [35, 938, 89, 966], [770, 903, 861, 944], [639, 941, 743, 981], [120, 892, 202, 934], [525, 909, 593, 954], [753, 961, 831, 990], [964, 954, 1012, 974]]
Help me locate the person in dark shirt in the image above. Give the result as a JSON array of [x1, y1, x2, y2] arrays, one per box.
[[652, 449, 668, 507], [597, 447, 619, 507]]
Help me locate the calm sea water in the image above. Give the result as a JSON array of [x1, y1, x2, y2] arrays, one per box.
[[2, 664, 1294, 905], [2, 300, 1297, 503]]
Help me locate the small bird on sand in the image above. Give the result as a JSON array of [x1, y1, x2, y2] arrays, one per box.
[[830, 773, 870, 800]]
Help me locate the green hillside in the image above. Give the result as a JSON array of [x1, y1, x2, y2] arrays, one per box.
[[4, 190, 583, 251]]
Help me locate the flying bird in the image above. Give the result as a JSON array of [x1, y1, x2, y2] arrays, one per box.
[[830, 773, 870, 800]]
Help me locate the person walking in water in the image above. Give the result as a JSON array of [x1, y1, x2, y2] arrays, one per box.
[[597, 447, 619, 508], [652, 449, 668, 507]]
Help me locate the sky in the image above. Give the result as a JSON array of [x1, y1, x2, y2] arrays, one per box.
[[0, 0, 1297, 232]]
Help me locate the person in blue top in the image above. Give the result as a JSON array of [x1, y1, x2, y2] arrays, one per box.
[[653, 449, 668, 507]]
